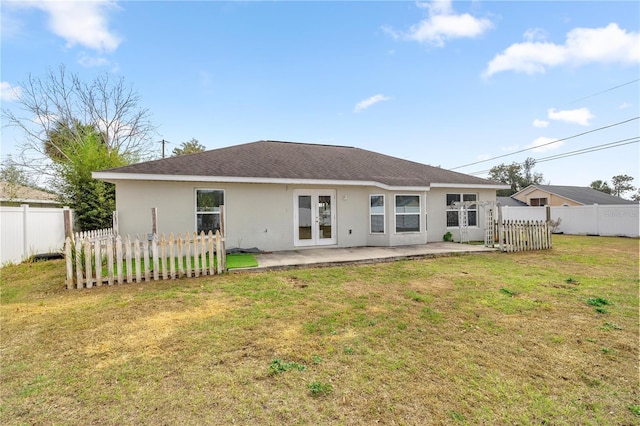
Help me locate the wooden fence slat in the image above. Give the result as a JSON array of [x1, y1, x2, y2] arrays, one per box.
[[134, 235, 142, 283], [193, 232, 200, 278], [152, 235, 159, 281], [216, 230, 222, 275], [161, 234, 168, 280], [107, 236, 114, 285], [84, 237, 93, 288], [94, 239, 102, 287], [200, 231, 207, 276], [177, 234, 184, 278], [185, 232, 192, 278], [169, 233, 176, 279], [208, 231, 215, 276], [116, 236, 124, 285], [143, 237, 150, 282], [65, 238, 73, 289], [125, 235, 133, 283]]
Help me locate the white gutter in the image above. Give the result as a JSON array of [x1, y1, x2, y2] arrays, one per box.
[[430, 182, 511, 190], [92, 171, 432, 192]]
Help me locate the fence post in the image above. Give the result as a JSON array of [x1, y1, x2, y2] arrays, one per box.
[[497, 205, 504, 252], [65, 237, 73, 289], [151, 207, 158, 235], [64, 208, 74, 241], [113, 211, 119, 237], [21, 204, 29, 260], [220, 205, 225, 238]]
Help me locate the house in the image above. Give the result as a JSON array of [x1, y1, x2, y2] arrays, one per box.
[[0, 181, 61, 207], [93, 140, 508, 251], [511, 184, 637, 207]]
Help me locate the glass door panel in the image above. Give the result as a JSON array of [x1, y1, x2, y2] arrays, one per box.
[[318, 195, 332, 240], [297, 195, 312, 241], [294, 190, 336, 246]]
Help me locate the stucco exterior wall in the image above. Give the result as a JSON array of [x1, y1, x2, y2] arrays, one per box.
[[512, 188, 581, 206], [426, 188, 498, 243], [114, 180, 496, 251]]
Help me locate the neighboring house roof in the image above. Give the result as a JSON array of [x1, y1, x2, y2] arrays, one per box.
[[94, 140, 506, 190], [515, 184, 637, 205], [0, 181, 60, 205], [497, 196, 528, 207]]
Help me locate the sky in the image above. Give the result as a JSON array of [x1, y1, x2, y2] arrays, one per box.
[[1, 0, 639, 192]]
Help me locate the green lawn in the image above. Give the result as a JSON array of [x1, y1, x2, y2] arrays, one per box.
[[1, 235, 638, 425]]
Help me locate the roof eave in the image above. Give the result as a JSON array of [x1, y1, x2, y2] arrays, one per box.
[[430, 182, 510, 190], [92, 171, 432, 191]]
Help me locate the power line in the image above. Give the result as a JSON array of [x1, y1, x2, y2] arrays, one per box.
[[468, 137, 640, 176], [450, 116, 639, 170], [560, 78, 640, 107]]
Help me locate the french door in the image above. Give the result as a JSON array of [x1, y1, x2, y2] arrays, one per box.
[[294, 190, 336, 246]]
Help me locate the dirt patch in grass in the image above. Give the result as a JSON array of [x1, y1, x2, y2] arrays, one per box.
[[1, 235, 638, 425]]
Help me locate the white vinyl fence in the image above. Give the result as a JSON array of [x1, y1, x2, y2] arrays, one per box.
[[0, 205, 69, 265], [500, 204, 639, 238]]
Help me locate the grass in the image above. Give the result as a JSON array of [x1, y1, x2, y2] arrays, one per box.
[[1, 235, 638, 425]]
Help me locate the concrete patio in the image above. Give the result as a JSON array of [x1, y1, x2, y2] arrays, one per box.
[[235, 242, 497, 272]]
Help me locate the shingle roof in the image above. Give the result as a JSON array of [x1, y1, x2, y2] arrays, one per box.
[[530, 185, 637, 205], [497, 196, 528, 207], [0, 181, 59, 203], [96, 140, 503, 188]]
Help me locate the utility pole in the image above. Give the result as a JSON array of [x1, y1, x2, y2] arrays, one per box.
[[161, 139, 166, 158]]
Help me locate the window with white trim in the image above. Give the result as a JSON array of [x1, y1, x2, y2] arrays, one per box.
[[196, 189, 224, 234], [395, 195, 420, 233], [530, 197, 548, 206], [370, 195, 385, 234], [446, 193, 477, 227]]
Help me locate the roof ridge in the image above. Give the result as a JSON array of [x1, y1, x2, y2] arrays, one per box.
[[259, 140, 356, 149]]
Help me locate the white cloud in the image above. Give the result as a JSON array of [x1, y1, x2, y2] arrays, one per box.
[[533, 119, 549, 128], [354, 94, 390, 113], [78, 53, 110, 67], [0, 81, 21, 101], [523, 28, 547, 42], [527, 136, 564, 153], [384, 0, 492, 47], [547, 107, 594, 126], [33, 0, 122, 52], [485, 23, 639, 77], [619, 102, 632, 109]]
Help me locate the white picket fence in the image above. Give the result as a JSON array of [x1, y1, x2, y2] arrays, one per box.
[[498, 220, 551, 252], [65, 231, 226, 289], [74, 228, 114, 241]]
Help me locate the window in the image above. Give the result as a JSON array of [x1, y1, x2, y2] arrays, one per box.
[[395, 195, 420, 233], [196, 189, 224, 234], [530, 197, 548, 206], [370, 195, 385, 234], [446, 193, 477, 227]]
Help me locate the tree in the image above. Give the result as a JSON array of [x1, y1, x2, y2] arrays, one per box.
[[1, 156, 32, 187], [610, 174, 636, 198], [2, 65, 156, 230], [488, 157, 544, 196], [0, 156, 35, 201], [53, 126, 127, 230], [171, 138, 206, 156], [589, 180, 612, 194], [3, 64, 156, 176]]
